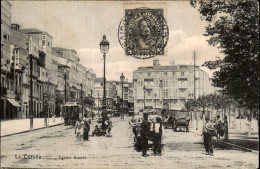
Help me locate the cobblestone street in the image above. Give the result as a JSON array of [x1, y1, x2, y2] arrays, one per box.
[[1, 117, 258, 169]]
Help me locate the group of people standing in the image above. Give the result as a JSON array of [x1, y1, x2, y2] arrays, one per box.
[[130, 113, 164, 157], [75, 113, 91, 141], [75, 114, 113, 140]]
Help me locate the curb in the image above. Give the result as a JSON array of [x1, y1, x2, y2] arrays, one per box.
[[189, 129, 259, 154], [0, 123, 63, 138]]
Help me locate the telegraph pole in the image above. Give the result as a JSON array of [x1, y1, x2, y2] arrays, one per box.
[[29, 55, 33, 130], [193, 50, 196, 100], [64, 72, 67, 103], [98, 93, 99, 115], [81, 83, 83, 118]]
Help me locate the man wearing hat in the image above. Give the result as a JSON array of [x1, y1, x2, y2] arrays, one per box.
[[202, 116, 215, 156], [152, 117, 164, 155], [140, 113, 150, 156]]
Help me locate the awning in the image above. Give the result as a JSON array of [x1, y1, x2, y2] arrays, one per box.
[[7, 98, 21, 107]]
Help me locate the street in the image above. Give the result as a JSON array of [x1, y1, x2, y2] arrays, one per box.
[[1, 117, 258, 169]]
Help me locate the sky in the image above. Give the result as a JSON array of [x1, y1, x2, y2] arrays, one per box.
[[11, 1, 223, 81]]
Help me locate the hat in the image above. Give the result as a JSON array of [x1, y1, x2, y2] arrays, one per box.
[[143, 113, 148, 119], [205, 116, 210, 120], [156, 117, 161, 122]]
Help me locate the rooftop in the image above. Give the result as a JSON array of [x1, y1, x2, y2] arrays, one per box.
[[20, 28, 53, 38], [52, 47, 77, 54]]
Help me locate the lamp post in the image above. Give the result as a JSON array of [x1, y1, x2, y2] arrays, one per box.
[[143, 85, 146, 109], [43, 92, 50, 127], [29, 55, 34, 130], [80, 83, 83, 119], [120, 73, 125, 119], [154, 93, 157, 110], [100, 35, 109, 121]]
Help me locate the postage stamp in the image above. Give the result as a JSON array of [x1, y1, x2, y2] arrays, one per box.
[[118, 6, 169, 59]]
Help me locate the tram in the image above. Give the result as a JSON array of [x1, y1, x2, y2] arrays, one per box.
[[62, 102, 81, 125]]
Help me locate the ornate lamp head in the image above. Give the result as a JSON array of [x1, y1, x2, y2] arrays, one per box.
[[100, 35, 109, 54], [120, 73, 125, 83]]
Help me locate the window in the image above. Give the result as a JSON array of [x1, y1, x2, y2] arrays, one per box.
[[101, 83, 103, 86], [163, 79, 168, 87], [148, 73, 151, 77], [181, 72, 184, 76], [163, 89, 169, 98]]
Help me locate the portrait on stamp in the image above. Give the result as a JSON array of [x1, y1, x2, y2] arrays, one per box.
[[119, 8, 169, 59]]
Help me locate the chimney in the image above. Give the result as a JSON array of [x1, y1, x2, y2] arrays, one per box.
[[169, 60, 175, 66], [11, 23, 20, 31], [153, 59, 159, 66]]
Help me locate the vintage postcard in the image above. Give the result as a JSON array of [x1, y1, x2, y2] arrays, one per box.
[[1, 0, 259, 169]]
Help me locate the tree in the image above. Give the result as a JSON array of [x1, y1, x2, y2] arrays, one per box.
[[191, 0, 259, 112], [191, 1, 259, 136]]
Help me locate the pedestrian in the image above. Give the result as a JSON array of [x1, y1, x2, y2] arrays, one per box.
[[152, 117, 164, 155], [202, 116, 215, 156], [140, 113, 150, 157], [83, 114, 91, 141], [75, 117, 82, 137], [172, 114, 176, 131], [107, 118, 112, 137], [214, 115, 223, 141]]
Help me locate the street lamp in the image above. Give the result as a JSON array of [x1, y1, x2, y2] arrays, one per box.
[[120, 73, 125, 119], [100, 35, 109, 121], [143, 85, 146, 109], [154, 93, 157, 109], [29, 55, 34, 130]]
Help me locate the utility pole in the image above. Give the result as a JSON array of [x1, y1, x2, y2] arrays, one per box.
[[64, 72, 67, 103], [98, 92, 99, 115], [91, 89, 93, 119], [29, 55, 33, 130], [80, 83, 83, 118], [193, 50, 196, 100]]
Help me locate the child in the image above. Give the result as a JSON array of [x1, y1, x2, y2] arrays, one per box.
[[75, 118, 82, 137], [92, 125, 100, 136]]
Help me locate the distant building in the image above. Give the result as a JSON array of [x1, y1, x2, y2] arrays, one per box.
[[93, 78, 116, 111], [133, 59, 215, 113]]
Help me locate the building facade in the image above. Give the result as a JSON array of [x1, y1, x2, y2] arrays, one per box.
[[133, 60, 215, 113], [1, 0, 13, 119], [93, 78, 116, 111]]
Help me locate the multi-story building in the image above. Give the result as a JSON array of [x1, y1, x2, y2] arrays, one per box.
[[20, 28, 57, 118], [128, 83, 134, 110], [1, 0, 13, 119], [115, 81, 130, 109], [133, 59, 215, 113], [53, 47, 83, 104], [86, 69, 96, 96], [54, 47, 94, 116], [9, 24, 30, 119], [93, 78, 116, 111]]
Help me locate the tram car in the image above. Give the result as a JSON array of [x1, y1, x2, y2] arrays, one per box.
[[62, 102, 81, 126]]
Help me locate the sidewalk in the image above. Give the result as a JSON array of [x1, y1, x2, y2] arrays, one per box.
[[189, 119, 259, 152], [1, 117, 63, 137]]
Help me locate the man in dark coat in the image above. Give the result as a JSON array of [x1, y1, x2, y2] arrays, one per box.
[[83, 113, 91, 141], [140, 113, 150, 156]]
